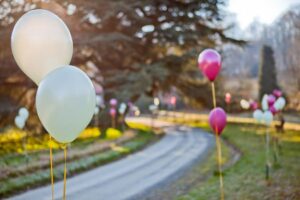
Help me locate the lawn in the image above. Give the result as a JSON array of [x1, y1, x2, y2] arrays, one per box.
[[177, 123, 300, 200]]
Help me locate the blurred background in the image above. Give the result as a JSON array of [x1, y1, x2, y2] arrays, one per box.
[[1, 0, 300, 129]]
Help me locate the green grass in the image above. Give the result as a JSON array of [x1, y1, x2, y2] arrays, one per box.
[[0, 129, 158, 198], [178, 124, 300, 200]]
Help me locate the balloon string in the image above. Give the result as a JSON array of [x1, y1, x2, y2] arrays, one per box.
[[63, 146, 67, 200], [49, 136, 54, 200], [211, 82, 217, 108], [112, 116, 115, 128], [211, 82, 224, 200], [265, 128, 270, 180], [215, 132, 225, 200]]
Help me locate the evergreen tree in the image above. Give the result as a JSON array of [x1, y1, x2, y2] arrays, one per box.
[[258, 45, 280, 99]]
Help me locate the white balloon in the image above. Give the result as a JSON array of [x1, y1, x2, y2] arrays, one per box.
[[274, 97, 286, 110], [263, 111, 273, 126], [262, 94, 269, 111], [19, 107, 29, 120], [96, 95, 103, 106], [149, 104, 158, 112], [120, 103, 127, 109], [36, 66, 96, 143], [94, 106, 99, 115], [240, 99, 250, 110], [11, 9, 73, 84], [118, 107, 125, 114], [15, 115, 25, 129], [253, 109, 263, 122]]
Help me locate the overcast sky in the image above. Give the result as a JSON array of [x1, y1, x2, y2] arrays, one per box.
[[227, 0, 300, 29]]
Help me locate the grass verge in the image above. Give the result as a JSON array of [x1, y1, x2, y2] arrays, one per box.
[[178, 123, 300, 200]]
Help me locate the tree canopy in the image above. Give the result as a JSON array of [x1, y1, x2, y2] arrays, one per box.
[[0, 0, 244, 125]]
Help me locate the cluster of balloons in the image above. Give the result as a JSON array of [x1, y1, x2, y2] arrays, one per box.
[[14, 107, 29, 129], [240, 99, 258, 110], [253, 89, 286, 126], [127, 103, 140, 116], [199, 49, 227, 199], [198, 49, 227, 135], [109, 98, 118, 118], [12, 9, 96, 143]]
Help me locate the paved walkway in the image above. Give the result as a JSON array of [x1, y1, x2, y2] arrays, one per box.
[[9, 120, 214, 200]]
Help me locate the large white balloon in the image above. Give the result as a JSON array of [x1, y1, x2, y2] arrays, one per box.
[[36, 66, 96, 143], [15, 115, 25, 129], [19, 107, 29, 120], [253, 109, 263, 122], [263, 111, 273, 126], [11, 9, 73, 84]]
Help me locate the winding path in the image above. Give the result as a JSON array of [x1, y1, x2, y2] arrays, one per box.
[[9, 118, 215, 200]]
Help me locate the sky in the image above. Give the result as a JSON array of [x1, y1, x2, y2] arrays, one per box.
[[228, 0, 300, 29]]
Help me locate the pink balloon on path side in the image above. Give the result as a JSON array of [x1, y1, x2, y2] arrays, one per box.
[[267, 95, 276, 106], [198, 49, 221, 82], [209, 107, 227, 135], [273, 89, 282, 98]]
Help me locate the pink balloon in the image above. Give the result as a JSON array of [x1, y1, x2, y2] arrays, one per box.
[[225, 93, 231, 104], [250, 101, 258, 110], [198, 49, 221, 82], [269, 105, 277, 115], [170, 96, 177, 105], [110, 98, 118, 107], [272, 89, 282, 98], [110, 108, 116, 116], [267, 95, 276, 106], [209, 107, 227, 135]]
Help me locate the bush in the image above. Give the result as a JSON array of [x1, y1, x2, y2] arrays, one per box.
[[106, 128, 122, 140]]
